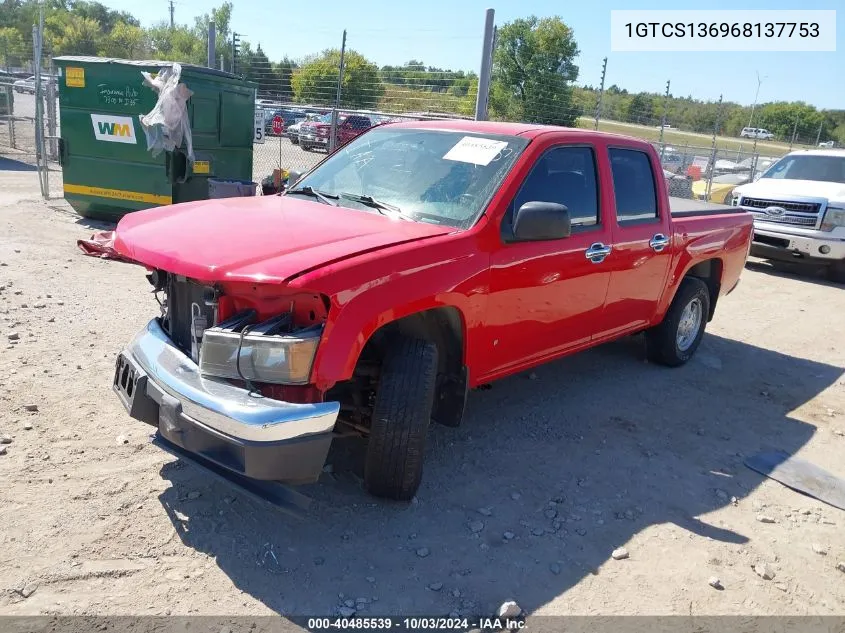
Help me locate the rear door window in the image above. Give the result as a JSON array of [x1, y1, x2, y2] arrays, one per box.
[[608, 148, 659, 223]]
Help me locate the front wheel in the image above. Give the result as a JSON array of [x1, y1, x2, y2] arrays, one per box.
[[645, 277, 711, 367], [826, 260, 845, 284], [364, 338, 438, 501]]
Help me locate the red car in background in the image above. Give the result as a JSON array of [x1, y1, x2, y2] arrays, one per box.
[[299, 113, 373, 151]]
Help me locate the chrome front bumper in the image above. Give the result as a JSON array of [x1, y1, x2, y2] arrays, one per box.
[[114, 319, 340, 442]]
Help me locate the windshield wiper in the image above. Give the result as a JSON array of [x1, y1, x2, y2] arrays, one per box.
[[339, 192, 414, 220], [286, 186, 339, 206]]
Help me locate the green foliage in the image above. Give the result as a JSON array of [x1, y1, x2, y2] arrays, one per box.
[[489, 15, 580, 127], [292, 48, 384, 109]]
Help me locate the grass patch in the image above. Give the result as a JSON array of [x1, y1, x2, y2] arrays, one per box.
[[575, 117, 810, 157]]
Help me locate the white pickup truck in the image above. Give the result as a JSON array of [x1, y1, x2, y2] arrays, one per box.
[[731, 149, 845, 283]]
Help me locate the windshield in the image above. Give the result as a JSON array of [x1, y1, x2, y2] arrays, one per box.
[[761, 154, 845, 184], [288, 127, 529, 228]]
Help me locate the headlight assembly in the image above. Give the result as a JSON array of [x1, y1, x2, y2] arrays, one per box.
[[821, 207, 845, 232], [199, 310, 322, 385]]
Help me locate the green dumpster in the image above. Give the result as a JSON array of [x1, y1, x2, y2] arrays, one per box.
[[54, 56, 257, 221]]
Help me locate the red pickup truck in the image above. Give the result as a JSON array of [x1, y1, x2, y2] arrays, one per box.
[[298, 113, 373, 152], [112, 121, 753, 501]]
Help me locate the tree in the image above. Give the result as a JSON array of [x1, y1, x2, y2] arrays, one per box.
[[146, 22, 204, 64], [45, 13, 102, 55], [292, 48, 383, 109], [626, 93, 654, 124], [0, 26, 26, 68], [194, 2, 232, 70], [99, 20, 146, 59], [489, 16, 580, 126]]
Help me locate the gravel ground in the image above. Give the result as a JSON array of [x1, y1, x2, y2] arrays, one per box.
[[1, 162, 845, 619]]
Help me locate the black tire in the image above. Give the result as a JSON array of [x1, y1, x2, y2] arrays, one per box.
[[646, 277, 711, 367], [364, 338, 438, 501], [302, 144, 311, 152], [291, 137, 299, 145], [825, 261, 845, 284]]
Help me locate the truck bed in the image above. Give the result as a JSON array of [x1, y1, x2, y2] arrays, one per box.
[[669, 196, 743, 218]]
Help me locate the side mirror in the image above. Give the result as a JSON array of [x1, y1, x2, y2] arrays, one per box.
[[512, 201, 571, 241], [287, 170, 303, 187]]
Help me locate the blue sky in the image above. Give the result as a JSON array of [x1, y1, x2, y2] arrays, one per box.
[[109, 0, 842, 109]]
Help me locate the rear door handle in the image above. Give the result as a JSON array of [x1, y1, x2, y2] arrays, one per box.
[[585, 242, 612, 264], [649, 234, 670, 252]]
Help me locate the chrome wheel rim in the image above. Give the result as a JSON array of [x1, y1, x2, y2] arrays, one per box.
[[676, 297, 703, 352]]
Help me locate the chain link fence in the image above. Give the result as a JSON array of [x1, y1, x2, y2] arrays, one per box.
[[2, 10, 840, 203], [1, 25, 58, 197]]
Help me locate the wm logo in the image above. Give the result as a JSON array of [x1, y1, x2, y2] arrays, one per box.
[[98, 121, 132, 137], [91, 114, 137, 144]]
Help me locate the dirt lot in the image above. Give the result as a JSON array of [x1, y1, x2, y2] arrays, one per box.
[[1, 161, 845, 621]]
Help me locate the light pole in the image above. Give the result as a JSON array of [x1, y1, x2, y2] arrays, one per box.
[[747, 71, 767, 129]]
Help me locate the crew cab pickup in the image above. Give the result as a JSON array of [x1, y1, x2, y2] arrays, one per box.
[[299, 113, 373, 151], [111, 121, 753, 501], [731, 149, 845, 283]]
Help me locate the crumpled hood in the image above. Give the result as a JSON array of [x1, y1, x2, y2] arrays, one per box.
[[735, 179, 845, 205], [114, 194, 452, 283]]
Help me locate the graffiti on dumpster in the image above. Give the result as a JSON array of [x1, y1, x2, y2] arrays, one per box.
[[97, 84, 141, 108]]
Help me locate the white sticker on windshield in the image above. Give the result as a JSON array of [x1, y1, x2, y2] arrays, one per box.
[[443, 136, 509, 166]]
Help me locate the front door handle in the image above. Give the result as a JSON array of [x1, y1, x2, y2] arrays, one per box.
[[649, 233, 670, 252], [585, 242, 612, 264]]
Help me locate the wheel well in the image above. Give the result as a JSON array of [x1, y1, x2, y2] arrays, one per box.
[[326, 307, 468, 432], [684, 258, 723, 321]]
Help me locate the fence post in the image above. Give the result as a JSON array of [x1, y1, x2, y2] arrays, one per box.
[[704, 94, 723, 202], [789, 116, 799, 151], [328, 29, 347, 154], [658, 79, 670, 161], [815, 120, 823, 146], [474, 8, 495, 121], [46, 57, 57, 161], [6, 85, 15, 148], [594, 57, 607, 131], [207, 23, 216, 69], [32, 19, 48, 198]]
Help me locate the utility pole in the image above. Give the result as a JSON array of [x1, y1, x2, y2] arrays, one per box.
[[658, 79, 670, 161], [594, 57, 607, 131], [169, 0, 175, 28], [329, 29, 347, 153], [474, 8, 495, 121]]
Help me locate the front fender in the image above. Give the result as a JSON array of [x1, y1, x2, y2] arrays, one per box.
[[291, 235, 490, 391]]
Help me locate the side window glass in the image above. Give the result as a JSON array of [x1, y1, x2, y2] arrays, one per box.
[[512, 146, 600, 229], [609, 148, 658, 222]]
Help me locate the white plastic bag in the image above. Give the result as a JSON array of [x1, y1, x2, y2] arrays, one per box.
[[139, 63, 195, 162]]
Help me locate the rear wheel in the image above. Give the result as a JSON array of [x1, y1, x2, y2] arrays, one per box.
[[646, 277, 711, 367], [364, 338, 438, 501]]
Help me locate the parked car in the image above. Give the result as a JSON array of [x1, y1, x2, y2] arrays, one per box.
[[264, 108, 306, 136], [663, 169, 693, 199], [740, 127, 774, 140], [12, 74, 55, 94], [299, 113, 373, 151], [732, 148, 845, 282], [287, 112, 323, 144], [819, 141, 836, 149], [692, 172, 752, 204], [110, 121, 753, 501]]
